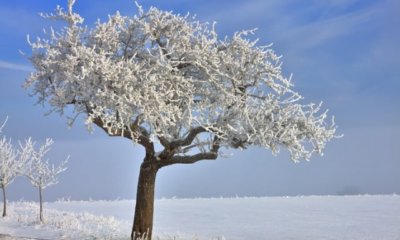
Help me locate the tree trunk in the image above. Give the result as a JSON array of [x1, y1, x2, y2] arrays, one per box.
[[131, 161, 159, 240], [39, 185, 43, 223], [1, 185, 6, 217]]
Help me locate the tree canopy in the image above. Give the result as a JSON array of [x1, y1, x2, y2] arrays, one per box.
[[26, 0, 337, 163]]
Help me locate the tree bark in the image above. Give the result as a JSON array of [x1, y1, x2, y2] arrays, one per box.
[[2, 185, 6, 217], [39, 185, 43, 223], [131, 160, 159, 240]]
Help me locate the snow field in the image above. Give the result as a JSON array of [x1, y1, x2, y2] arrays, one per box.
[[0, 195, 399, 239]]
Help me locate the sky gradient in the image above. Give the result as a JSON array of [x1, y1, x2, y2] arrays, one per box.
[[0, 0, 399, 201]]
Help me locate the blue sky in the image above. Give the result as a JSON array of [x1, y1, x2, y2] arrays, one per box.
[[0, 0, 399, 201]]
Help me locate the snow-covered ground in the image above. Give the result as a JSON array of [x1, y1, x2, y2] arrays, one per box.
[[0, 195, 399, 239]]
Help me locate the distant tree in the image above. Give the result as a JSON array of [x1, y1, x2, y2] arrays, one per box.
[[20, 138, 68, 223], [337, 186, 362, 196], [0, 135, 19, 217], [25, 0, 338, 239]]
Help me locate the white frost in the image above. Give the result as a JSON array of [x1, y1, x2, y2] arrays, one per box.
[[0, 195, 399, 240], [25, 1, 338, 162]]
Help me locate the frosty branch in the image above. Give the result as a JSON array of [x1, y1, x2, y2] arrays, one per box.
[[0, 137, 18, 188], [20, 138, 68, 190]]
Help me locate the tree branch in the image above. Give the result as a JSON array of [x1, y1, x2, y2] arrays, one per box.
[[91, 117, 154, 156], [166, 151, 218, 165], [169, 126, 207, 148], [159, 137, 220, 167], [158, 136, 170, 148], [64, 99, 156, 156]]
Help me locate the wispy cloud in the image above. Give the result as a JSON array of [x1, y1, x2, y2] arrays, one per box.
[[0, 6, 42, 36], [0, 60, 32, 72], [277, 6, 378, 51], [201, 0, 382, 50]]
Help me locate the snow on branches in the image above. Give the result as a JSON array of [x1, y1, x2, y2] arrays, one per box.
[[19, 137, 68, 222], [0, 117, 19, 190], [25, 1, 338, 161], [0, 118, 68, 219], [0, 118, 19, 217], [0, 137, 18, 189], [19, 138, 68, 190]]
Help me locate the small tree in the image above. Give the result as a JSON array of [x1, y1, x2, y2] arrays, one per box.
[[20, 138, 68, 223], [25, 1, 338, 239], [0, 136, 18, 217]]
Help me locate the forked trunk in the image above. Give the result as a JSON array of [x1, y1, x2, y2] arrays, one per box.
[[2, 185, 6, 217], [39, 185, 43, 223], [131, 161, 159, 240]]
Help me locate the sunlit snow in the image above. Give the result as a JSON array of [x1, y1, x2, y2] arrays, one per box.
[[0, 195, 399, 239]]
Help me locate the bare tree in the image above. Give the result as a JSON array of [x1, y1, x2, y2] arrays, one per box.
[[20, 138, 68, 223], [0, 136, 18, 217], [25, 1, 338, 238]]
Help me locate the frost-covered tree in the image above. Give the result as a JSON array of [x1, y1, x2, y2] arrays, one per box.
[[25, 1, 338, 239], [20, 138, 68, 222], [0, 136, 18, 217]]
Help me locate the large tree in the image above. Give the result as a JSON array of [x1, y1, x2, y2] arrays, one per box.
[[25, 1, 338, 239]]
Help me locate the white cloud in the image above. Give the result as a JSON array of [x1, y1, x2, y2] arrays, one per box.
[[0, 6, 42, 35], [278, 6, 378, 50], [0, 60, 32, 72], [200, 0, 383, 50]]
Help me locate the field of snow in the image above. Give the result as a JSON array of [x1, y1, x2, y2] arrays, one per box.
[[0, 195, 399, 240]]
